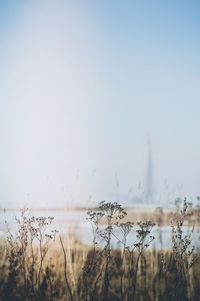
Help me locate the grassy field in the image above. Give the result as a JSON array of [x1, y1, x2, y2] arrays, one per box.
[[0, 200, 200, 301]]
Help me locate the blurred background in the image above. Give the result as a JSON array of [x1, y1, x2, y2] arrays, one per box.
[[0, 0, 200, 208]]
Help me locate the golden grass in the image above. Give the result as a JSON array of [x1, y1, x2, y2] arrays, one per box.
[[0, 200, 200, 301]]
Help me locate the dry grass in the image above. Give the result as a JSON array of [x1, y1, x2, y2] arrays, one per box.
[[0, 199, 199, 301]]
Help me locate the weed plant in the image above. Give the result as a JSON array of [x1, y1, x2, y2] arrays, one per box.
[[0, 200, 199, 301]]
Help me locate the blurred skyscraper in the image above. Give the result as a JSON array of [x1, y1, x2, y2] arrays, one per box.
[[144, 138, 154, 204]]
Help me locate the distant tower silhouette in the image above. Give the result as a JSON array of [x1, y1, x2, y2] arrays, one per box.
[[144, 137, 154, 204]]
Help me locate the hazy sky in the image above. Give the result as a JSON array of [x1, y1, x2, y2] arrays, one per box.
[[0, 0, 200, 207]]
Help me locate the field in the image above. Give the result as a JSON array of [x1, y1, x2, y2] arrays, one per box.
[[0, 200, 200, 301]]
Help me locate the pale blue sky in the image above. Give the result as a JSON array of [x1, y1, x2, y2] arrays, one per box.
[[0, 0, 200, 207]]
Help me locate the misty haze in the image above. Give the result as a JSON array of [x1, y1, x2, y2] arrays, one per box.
[[0, 1, 200, 301]]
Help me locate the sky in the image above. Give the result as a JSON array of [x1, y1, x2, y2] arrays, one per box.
[[0, 0, 200, 208]]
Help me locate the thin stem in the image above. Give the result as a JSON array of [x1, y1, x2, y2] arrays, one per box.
[[60, 236, 73, 301]]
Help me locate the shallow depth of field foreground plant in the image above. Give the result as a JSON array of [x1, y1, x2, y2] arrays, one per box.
[[0, 199, 200, 301]]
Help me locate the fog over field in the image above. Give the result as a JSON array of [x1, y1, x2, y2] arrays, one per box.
[[1, 3, 200, 301], [0, 0, 200, 208]]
